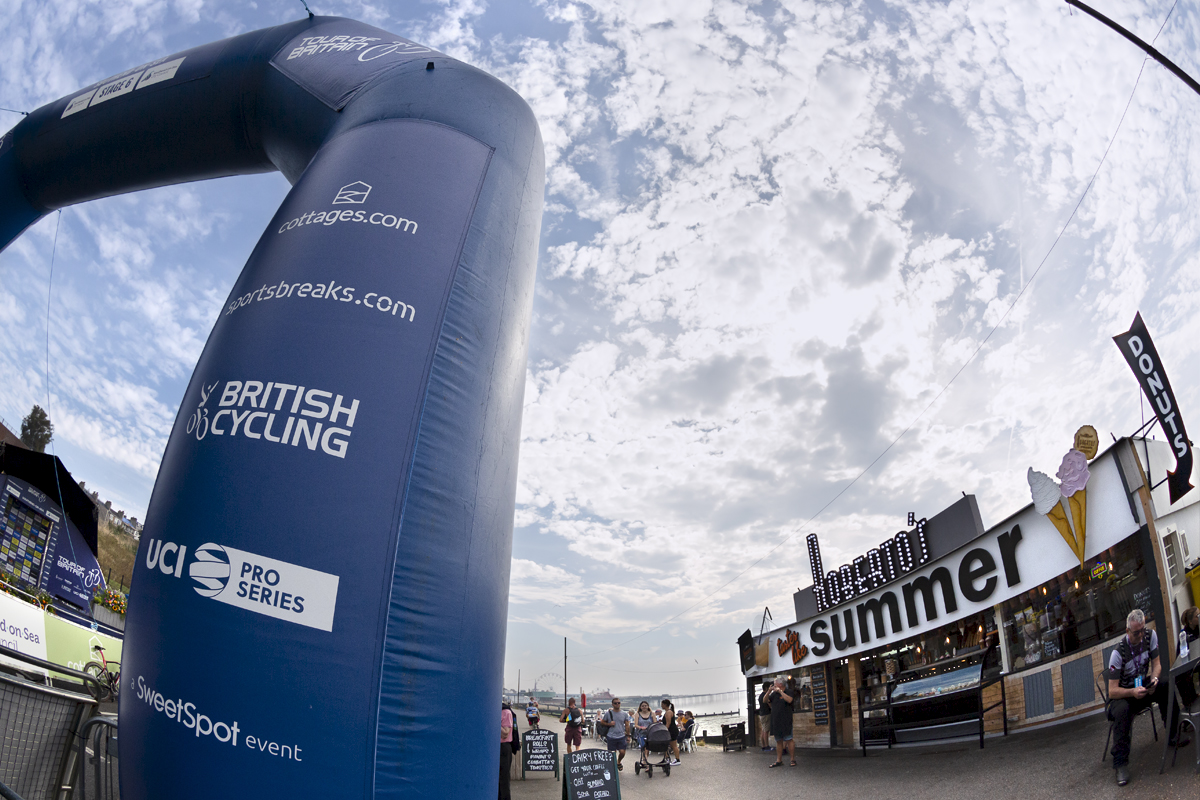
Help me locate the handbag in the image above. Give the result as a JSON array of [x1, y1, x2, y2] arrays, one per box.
[[511, 725, 521, 754]]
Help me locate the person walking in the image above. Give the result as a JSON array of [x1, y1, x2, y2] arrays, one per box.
[[525, 695, 541, 729], [598, 697, 632, 770], [633, 701, 655, 749], [661, 699, 681, 765], [560, 697, 584, 754]]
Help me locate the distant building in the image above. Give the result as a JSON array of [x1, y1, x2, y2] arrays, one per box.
[[78, 482, 142, 538], [0, 418, 27, 449]]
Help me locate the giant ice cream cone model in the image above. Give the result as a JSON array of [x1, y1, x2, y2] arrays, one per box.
[[1029, 468, 1078, 558], [1057, 450, 1090, 567], [1027, 447, 1091, 569]]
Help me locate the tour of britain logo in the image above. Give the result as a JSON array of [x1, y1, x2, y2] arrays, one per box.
[[333, 181, 371, 204]]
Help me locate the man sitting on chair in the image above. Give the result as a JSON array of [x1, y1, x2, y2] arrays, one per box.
[[1107, 609, 1184, 786]]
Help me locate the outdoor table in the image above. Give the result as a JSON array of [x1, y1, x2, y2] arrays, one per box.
[[1158, 646, 1200, 773]]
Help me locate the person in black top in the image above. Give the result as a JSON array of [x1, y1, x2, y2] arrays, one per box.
[[661, 699, 681, 765], [766, 677, 795, 768], [757, 682, 773, 751]]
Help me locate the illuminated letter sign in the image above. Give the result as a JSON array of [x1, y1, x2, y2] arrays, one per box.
[[807, 519, 931, 613]]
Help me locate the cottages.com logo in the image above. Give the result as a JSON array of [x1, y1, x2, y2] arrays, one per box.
[[143, 539, 340, 632], [276, 181, 417, 235]]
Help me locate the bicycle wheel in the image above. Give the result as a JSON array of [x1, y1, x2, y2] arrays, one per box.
[[83, 661, 111, 702]]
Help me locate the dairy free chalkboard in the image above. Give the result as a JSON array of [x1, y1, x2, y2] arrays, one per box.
[[523, 728, 560, 780], [562, 749, 621, 800]]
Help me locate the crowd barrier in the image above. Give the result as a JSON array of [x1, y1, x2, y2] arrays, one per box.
[[0, 645, 116, 800]]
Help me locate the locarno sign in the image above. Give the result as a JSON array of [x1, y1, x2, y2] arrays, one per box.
[[0, 17, 543, 800], [747, 446, 1139, 675]]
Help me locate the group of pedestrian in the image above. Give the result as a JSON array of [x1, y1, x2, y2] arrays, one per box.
[[597, 697, 687, 770], [758, 676, 796, 767]]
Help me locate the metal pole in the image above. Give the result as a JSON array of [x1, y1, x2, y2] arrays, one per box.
[[564, 637, 568, 707], [1064, 0, 1200, 97]]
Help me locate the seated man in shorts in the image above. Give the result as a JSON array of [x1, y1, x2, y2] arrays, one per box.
[[598, 697, 632, 770], [560, 697, 584, 754]]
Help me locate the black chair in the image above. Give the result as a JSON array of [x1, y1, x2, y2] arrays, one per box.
[[1097, 667, 1157, 762]]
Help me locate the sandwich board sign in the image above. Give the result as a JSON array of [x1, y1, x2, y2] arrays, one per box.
[[563, 749, 621, 800]]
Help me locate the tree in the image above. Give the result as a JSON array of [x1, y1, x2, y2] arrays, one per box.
[[20, 405, 53, 452]]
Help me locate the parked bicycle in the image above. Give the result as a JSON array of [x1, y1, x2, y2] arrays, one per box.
[[83, 644, 121, 702]]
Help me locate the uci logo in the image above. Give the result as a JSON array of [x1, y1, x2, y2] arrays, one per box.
[[142, 538, 340, 632]]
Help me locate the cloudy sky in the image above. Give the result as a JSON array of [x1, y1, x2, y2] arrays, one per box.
[[2, 0, 1198, 698]]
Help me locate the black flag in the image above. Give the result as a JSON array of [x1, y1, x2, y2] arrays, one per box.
[[1114, 312, 1194, 504]]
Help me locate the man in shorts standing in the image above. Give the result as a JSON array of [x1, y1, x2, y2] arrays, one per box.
[[560, 697, 584, 754], [598, 697, 631, 770], [766, 677, 795, 768]]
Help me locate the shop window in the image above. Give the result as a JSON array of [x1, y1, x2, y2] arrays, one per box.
[[999, 535, 1151, 671]]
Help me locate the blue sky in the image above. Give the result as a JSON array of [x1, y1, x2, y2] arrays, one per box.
[[2, 0, 1199, 697]]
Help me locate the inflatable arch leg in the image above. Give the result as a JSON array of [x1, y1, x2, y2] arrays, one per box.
[[0, 17, 543, 799]]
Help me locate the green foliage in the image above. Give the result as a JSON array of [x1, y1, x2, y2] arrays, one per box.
[[20, 404, 53, 452]]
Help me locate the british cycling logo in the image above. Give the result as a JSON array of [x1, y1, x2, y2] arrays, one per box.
[[333, 181, 371, 204], [144, 539, 340, 632]]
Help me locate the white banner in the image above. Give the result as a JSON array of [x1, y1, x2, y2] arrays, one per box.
[[0, 591, 49, 660]]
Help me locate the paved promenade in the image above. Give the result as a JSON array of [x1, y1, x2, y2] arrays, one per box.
[[512, 711, 1197, 799]]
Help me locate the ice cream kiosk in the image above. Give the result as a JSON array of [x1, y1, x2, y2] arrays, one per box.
[[739, 431, 1180, 751]]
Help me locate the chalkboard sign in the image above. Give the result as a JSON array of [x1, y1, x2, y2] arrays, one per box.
[[721, 722, 745, 752], [811, 667, 829, 726], [522, 728, 559, 780], [1133, 587, 1154, 616], [562, 749, 621, 800]]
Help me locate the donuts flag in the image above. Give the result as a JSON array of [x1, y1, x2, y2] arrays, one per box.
[[0, 17, 543, 798]]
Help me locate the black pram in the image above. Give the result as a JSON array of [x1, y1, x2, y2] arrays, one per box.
[[634, 721, 673, 777]]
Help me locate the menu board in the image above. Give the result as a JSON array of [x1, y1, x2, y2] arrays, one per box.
[[811, 666, 829, 726], [523, 728, 558, 777], [562, 750, 620, 800]]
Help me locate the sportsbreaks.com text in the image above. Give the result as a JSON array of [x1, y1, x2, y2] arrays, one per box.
[[225, 279, 415, 321]]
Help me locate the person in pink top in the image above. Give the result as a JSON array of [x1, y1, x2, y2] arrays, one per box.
[[500, 702, 516, 800]]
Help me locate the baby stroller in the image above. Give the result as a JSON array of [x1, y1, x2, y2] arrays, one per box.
[[634, 721, 673, 777]]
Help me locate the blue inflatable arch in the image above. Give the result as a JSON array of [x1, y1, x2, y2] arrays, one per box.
[[0, 17, 543, 799]]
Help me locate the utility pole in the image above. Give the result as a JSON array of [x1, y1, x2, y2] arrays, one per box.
[[564, 637, 568, 708], [1065, 0, 1200, 98]]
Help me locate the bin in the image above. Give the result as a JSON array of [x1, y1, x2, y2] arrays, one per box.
[[1188, 563, 1200, 609]]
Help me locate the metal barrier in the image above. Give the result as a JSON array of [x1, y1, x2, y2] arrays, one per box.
[[74, 717, 119, 800], [0, 645, 102, 800]]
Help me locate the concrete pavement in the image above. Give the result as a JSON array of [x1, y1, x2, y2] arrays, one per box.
[[511, 711, 1199, 799]]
